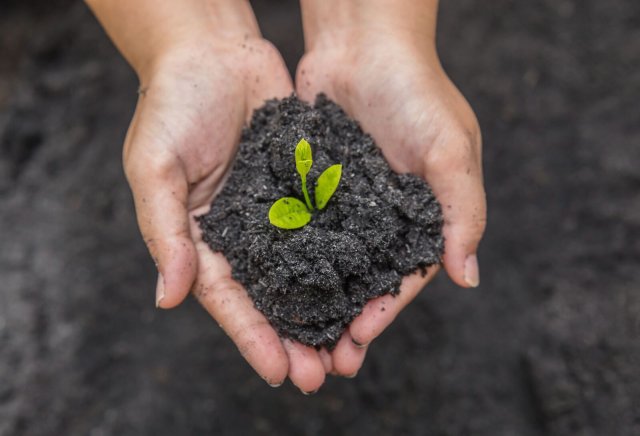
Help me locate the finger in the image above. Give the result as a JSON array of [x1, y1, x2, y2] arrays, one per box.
[[350, 266, 440, 347], [124, 143, 197, 309], [282, 339, 326, 394], [423, 135, 486, 288], [330, 330, 367, 378], [193, 241, 289, 387], [318, 348, 334, 374]]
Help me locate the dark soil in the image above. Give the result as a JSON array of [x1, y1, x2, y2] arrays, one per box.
[[198, 95, 443, 348], [2, 1, 639, 436]]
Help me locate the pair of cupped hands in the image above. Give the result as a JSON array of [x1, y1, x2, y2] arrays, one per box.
[[123, 22, 486, 393]]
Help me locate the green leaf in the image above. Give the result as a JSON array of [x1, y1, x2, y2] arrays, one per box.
[[295, 138, 313, 178], [315, 164, 342, 210], [269, 197, 312, 229]]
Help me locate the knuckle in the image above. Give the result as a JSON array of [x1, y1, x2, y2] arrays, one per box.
[[424, 128, 482, 176], [214, 276, 243, 296], [143, 236, 159, 253], [209, 278, 245, 311], [466, 207, 488, 242], [470, 125, 482, 150], [125, 149, 178, 182], [245, 39, 284, 70], [473, 215, 488, 237], [192, 282, 209, 300], [451, 130, 480, 158], [255, 39, 285, 62], [445, 202, 487, 243], [230, 320, 269, 350], [424, 145, 464, 172], [147, 153, 179, 178]]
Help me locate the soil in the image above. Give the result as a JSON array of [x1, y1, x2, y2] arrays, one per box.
[[1, 1, 639, 435], [197, 95, 443, 348]]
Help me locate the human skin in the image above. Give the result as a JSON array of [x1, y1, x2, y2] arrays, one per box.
[[85, 0, 294, 387], [85, 0, 486, 393], [295, 0, 487, 390]]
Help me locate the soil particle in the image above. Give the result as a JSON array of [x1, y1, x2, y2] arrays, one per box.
[[198, 95, 444, 348], [3, 1, 640, 435]]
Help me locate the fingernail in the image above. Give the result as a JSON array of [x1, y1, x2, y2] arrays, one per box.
[[464, 254, 480, 288], [351, 338, 368, 349], [267, 381, 283, 388], [301, 388, 318, 396], [345, 371, 358, 379], [155, 273, 165, 308]]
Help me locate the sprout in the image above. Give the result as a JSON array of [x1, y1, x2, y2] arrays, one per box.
[[315, 164, 342, 210], [295, 138, 314, 211], [269, 138, 342, 230]]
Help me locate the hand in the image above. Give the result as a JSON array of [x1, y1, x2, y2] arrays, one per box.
[[87, 0, 362, 392], [123, 35, 295, 386], [293, 4, 487, 385]]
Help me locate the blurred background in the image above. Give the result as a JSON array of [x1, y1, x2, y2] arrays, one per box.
[[1, 0, 639, 435]]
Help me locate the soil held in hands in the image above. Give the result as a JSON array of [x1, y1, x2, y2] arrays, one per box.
[[198, 95, 444, 348]]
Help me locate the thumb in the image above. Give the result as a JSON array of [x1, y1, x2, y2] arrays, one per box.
[[424, 134, 486, 288], [124, 142, 198, 309]]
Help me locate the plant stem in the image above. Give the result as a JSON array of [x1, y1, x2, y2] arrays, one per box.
[[301, 177, 314, 210]]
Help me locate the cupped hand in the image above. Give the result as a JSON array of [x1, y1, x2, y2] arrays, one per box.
[[294, 33, 487, 381], [123, 36, 296, 386]]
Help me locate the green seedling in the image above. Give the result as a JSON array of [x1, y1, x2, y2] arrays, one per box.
[[295, 137, 314, 211], [269, 138, 342, 230]]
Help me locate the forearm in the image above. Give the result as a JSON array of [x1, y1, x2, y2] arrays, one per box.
[[300, 0, 439, 51], [85, 0, 260, 80]]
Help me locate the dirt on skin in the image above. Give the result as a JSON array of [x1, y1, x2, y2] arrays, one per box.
[[2, 1, 640, 435], [198, 95, 444, 348]]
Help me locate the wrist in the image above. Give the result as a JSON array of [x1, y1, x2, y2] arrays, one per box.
[[86, 0, 260, 82], [300, 0, 439, 53]]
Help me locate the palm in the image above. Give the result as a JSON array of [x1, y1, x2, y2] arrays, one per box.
[[297, 41, 479, 174], [124, 39, 295, 385], [295, 38, 484, 374], [128, 42, 290, 212]]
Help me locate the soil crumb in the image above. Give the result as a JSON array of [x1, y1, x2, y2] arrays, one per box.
[[198, 95, 444, 348]]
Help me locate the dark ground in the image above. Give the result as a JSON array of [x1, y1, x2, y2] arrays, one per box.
[[1, 1, 639, 435]]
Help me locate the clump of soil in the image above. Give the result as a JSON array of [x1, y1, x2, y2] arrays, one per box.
[[197, 95, 444, 348]]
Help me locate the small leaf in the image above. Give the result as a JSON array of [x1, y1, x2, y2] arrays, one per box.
[[269, 197, 312, 229], [295, 138, 313, 178], [315, 164, 342, 210]]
